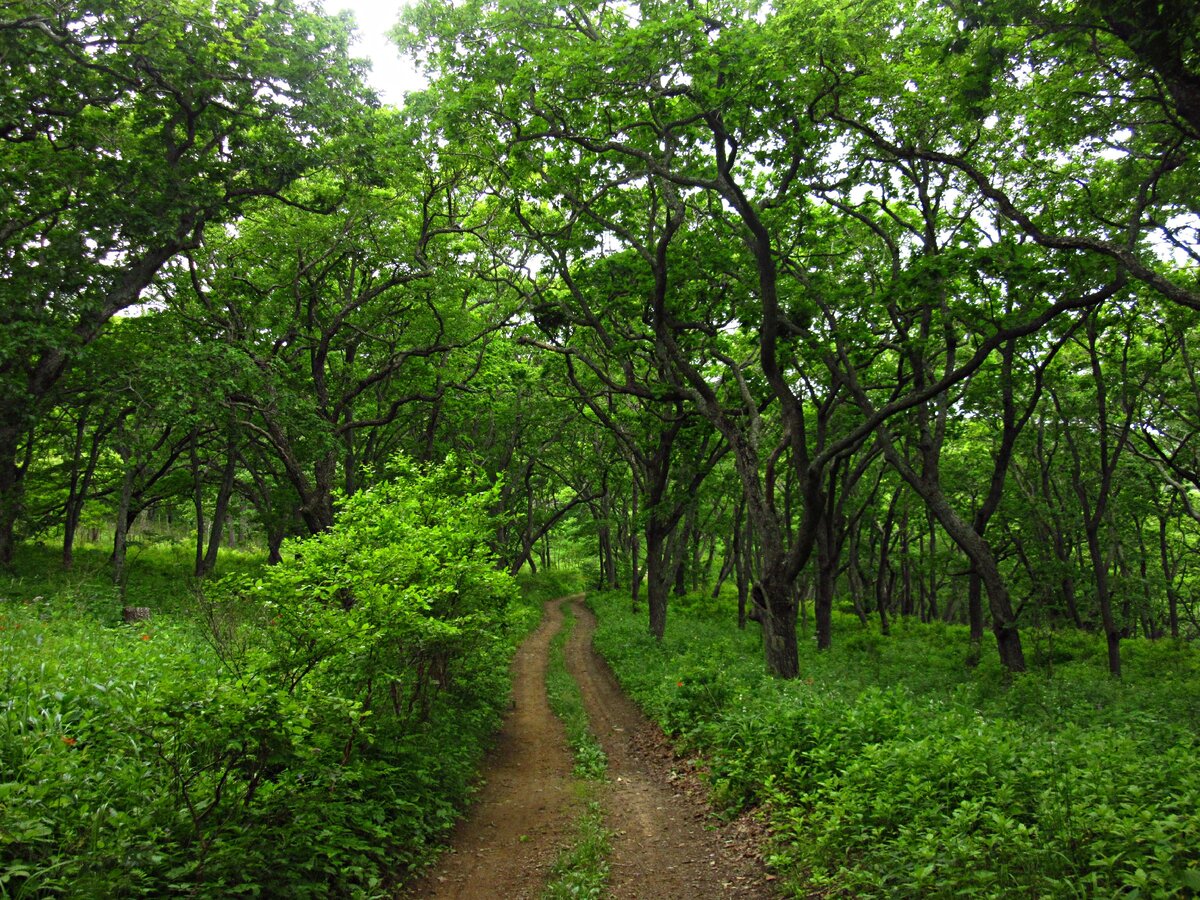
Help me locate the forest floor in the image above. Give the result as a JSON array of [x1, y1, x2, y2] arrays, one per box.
[[404, 596, 775, 899]]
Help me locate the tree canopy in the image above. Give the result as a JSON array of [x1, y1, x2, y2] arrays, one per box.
[[3, 0, 1199, 679]]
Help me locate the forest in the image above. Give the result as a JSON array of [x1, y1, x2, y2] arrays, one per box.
[[1, 0, 1198, 896]]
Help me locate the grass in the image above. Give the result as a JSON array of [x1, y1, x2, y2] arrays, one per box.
[[1, 540, 264, 623], [543, 799, 609, 900], [590, 588, 1200, 898], [545, 602, 608, 780]]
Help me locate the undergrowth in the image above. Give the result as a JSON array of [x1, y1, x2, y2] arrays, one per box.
[[543, 799, 609, 900], [589, 589, 1200, 898], [515, 568, 587, 607], [545, 603, 608, 781], [1, 460, 539, 897]]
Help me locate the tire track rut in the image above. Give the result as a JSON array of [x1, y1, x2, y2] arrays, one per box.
[[404, 598, 578, 899], [403, 594, 774, 898], [565, 597, 775, 899]]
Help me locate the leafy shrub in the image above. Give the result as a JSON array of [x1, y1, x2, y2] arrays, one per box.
[[1, 456, 532, 896], [588, 590, 1200, 898]]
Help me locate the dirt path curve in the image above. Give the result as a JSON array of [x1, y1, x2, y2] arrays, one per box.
[[404, 598, 578, 899], [566, 597, 776, 899]]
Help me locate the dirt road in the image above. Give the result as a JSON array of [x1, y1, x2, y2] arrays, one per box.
[[405, 595, 774, 899], [404, 599, 578, 899], [566, 597, 774, 899]]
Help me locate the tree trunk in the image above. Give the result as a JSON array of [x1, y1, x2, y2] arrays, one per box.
[[734, 508, 751, 629], [899, 508, 914, 618], [62, 512, 79, 571], [312, 453, 337, 532], [1159, 514, 1180, 638], [698, 531, 716, 592], [950, 508, 1026, 669], [877, 498, 897, 637], [197, 447, 237, 577], [646, 521, 670, 640], [893, 466, 1026, 672], [672, 538, 688, 596], [926, 508, 939, 621], [1085, 528, 1122, 677], [630, 477, 641, 611], [598, 486, 618, 589], [597, 521, 611, 589], [847, 527, 870, 626], [190, 435, 206, 575], [672, 502, 696, 596], [267, 527, 285, 565], [814, 520, 836, 651], [757, 576, 799, 678], [868, 383, 1027, 673], [966, 573, 984, 666], [112, 460, 134, 591], [62, 413, 90, 570], [1056, 529, 1084, 628], [711, 534, 737, 599], [0, 424, 24, 566]]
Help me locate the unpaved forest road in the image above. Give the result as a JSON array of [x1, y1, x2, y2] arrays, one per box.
[[567, 597, 774, 899], [405, 595, 774, 899], [404, 598, 578, 899]]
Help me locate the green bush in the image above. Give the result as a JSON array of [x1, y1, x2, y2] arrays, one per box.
[[1, 456, 533, 896], [588, 590, 1200, 898]]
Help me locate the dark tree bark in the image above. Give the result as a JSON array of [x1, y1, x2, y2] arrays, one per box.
[[734, 500, 753, 629], [964, 335, 1064, 663], [1157, 506, 1182, 639], [1052, 314, 1148, 676], [1090, 0, 1200, 139], [876, 489, 899, 637], [196, 442, 238, 578], [711, 497, 742, 600], [862, 398, 1027, 671], [630, 476, 641, 611], [112, 448, 134, 592], [62, 408, 115, 570]]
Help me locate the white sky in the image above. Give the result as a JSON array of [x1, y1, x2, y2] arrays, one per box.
[[334, 0, 427, 105]]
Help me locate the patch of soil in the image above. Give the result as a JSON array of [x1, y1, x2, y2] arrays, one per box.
[[566, 597, 776, 899], [403, 598, 579, 899]]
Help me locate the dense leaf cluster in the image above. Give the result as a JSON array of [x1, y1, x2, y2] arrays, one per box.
[[0, 460, 530, 896], [590, 589, 1200, 897]]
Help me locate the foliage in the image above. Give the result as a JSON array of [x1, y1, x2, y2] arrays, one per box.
[[589, 590, 1200, 898], [0, 459, 530, 896], [0, 0, 375, 562], [542, 800, 610, 900], [516, 568, 587, 607], [0, 542, 263, 621], [4, 0, 1200, 891]]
